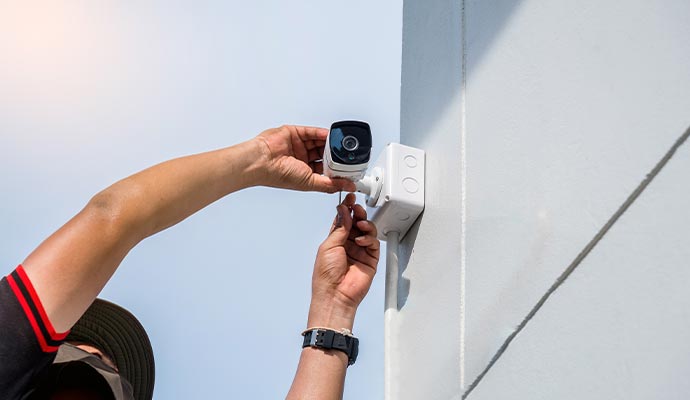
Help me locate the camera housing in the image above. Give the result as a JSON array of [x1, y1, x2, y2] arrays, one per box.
[[323, 120, 373, 181]]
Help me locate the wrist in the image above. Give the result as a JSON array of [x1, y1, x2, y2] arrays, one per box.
[[302, 327, 359, 366], [230, 138, 270, 188], [307, 299, 357, 332]]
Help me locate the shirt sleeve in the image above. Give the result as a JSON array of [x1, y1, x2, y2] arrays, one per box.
[[0, 265, 69, 399]]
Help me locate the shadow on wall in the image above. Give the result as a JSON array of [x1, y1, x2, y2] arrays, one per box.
[[397, 211, 420, 308], [398, 0, 525, 308], [400, 0, 524, 150], [464, 0, 526, 73]]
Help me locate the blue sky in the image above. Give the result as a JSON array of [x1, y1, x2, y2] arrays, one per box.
[[0, 2, 402, 398]]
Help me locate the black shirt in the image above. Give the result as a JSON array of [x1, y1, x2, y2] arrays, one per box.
[[0, 266, 69, 399]]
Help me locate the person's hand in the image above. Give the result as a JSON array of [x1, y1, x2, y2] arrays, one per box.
[[308, 193, 380, 330], [254, 125, 356, 193]]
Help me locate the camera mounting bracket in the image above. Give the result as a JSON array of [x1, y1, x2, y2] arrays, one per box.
[[356, 143, 425, 241]]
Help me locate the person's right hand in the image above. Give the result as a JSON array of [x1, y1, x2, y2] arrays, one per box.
[[253, 125, 356, 193], [307, 193, 380, 331]]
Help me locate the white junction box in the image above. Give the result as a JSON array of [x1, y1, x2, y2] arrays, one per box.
[[365, 143, 425, 241]]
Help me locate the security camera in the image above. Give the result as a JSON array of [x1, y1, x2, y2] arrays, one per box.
[[323, 120, 373, 181]]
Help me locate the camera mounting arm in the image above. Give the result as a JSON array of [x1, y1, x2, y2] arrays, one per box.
[[354, 167, 383, 204]]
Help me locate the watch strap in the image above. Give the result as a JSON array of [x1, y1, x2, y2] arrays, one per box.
[[302, 328, 359, 366]]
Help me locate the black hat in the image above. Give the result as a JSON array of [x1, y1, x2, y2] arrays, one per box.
[[66, 299, 155, 400]]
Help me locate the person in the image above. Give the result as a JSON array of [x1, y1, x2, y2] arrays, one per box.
[[0, 125, 381, 399]]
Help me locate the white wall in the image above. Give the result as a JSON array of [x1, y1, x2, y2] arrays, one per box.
[[399, 0, 690, 398], [398, 0, 464, 399]]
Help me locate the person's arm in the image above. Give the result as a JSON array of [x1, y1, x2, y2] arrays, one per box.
[[287, 193, 381, 400], [21, 125, 355, 333]]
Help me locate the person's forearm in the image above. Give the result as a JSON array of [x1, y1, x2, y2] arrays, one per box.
[[92, 138, 266, 242], [21, 125, 343, 334], [287, 303, 357, 400], [22, 138, 268, 331], [288, 346, 349, 400]]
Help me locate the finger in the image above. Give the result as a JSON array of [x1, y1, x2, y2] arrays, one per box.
[[352, 224, 380, 250], [346, 255, 378, 275], [324, 204, 353, 248], [342, 192, 356, 207], [355, 234, 380, 250], [331, 199, 355, 228], [307, 175, 353, 193], [355, 221, 379, 256], [352, 204, 367, 222], [307, 176, 357, 194], [348, 223, 363, 241], [344, 241, 379, 268], [290, 132, 309, 162], [311, 162, 324, 175], [293, 125, 329, 142], [308, 148, 321, 162], [352, 237, 381, 260], [305, 140, 326, 151], [356, 220, 378, 238], [332, 178, 356, 193]]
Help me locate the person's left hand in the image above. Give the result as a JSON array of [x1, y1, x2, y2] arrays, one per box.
[[308, 193, 381, 330], [254, 125, 356, 193]]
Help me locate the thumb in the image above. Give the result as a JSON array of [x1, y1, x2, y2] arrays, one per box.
[[322, 204, 353, 249], [308, 175, 357, 194]]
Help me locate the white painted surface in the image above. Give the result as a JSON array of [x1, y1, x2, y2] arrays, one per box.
[[398, 1, 464, 399], [471, 141, 690, 400], [399, 0, 690, 398]]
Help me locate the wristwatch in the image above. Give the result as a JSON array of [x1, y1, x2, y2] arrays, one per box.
[[302, 328, 359, 366]]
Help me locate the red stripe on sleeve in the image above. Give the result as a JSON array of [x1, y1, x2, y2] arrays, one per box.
[[6, 274, 60, 353], [15, 265, 70, 341]]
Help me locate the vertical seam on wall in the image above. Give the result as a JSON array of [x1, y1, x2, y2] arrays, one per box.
[[461, 125, 690, 399], [459, 0, 468, 391]]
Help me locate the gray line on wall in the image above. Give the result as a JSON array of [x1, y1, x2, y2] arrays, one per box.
[[462, 124, 690, 399], [459, 0, 468, 391]]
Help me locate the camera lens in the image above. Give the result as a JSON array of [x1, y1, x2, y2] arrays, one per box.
[[342, 136, 359, 151]]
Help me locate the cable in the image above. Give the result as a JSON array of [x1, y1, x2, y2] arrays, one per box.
[[384, 231, 400, 400]]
